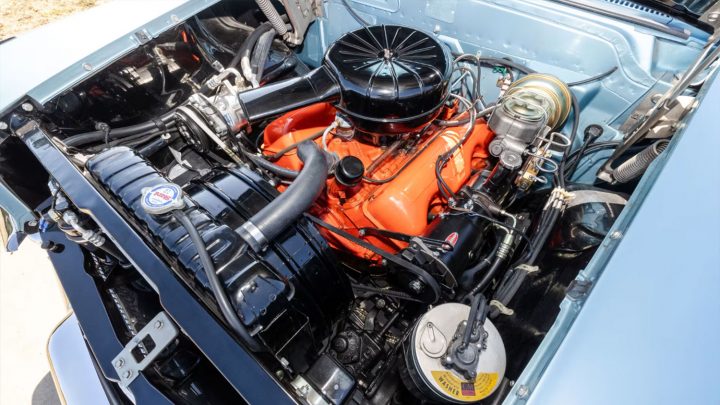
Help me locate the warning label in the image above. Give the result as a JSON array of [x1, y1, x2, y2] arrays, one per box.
[[431, 370, 499, 402]]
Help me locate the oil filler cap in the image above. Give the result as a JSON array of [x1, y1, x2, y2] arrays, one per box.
[[141, 183, 185, 215], [335, 156, 365, 187]]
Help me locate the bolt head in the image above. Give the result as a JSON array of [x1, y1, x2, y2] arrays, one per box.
[[610, 231, 623, 240], [21, 102, 34, 112], [154, 320, 163, 329], [115, 358, 124, 368], [82, 63, 93, 71], [516, 385, 529, 398], [0, 122, 8, 130], [123, 370, 132, 379]]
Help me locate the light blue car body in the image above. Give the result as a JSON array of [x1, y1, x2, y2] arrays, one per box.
[[1, 1, 718, 404]]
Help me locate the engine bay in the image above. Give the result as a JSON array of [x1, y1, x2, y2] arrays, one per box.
[[2, 0, 715, 403]]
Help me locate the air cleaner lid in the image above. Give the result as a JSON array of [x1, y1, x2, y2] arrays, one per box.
[[324, 25, 452, 133]]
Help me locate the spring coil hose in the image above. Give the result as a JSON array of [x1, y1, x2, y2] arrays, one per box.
[[613, 139, 669, 183], [255, 0, 288, 35]]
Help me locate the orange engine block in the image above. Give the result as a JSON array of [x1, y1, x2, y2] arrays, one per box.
[[262, 103, 495, 261]]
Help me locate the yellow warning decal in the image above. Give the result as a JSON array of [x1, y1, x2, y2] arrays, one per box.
[[430, 370, 499, 402]]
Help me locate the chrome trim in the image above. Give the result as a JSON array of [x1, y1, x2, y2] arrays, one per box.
[[47, 313, 113, 405]]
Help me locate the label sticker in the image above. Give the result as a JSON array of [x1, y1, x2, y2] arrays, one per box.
[[444, 232, 459, 247], [431, 370, 499, 402], [144, 186, 178, 208], [141, 183, 184, 214]]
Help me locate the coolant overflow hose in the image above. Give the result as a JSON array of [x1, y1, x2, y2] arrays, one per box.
[[173, 210, 263, 352], [239, 141, 328, 251]]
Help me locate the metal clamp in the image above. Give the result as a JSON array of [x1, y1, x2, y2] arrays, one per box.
[[112, 312, 179, 387]]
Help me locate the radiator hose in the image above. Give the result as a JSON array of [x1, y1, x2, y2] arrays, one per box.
[[239, 141, 328, 251]]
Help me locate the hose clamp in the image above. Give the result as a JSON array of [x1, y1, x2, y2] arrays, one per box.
[[239, 221, 268, 252]]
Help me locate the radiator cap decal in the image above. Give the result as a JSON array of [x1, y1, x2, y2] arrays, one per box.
[[141, 183, 185, 215]]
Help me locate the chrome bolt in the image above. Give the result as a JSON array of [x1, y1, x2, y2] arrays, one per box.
[[516, 384, 529, 399], [123, 370, 132, 379], [610, 231, 623, 240], [115, 358, 124, 368], [21, 102, 34, 112], [0, 122, 8, 130], [82, 63, 93, 71], [154, 320, 163, 329], [170, 14, 180, 23]]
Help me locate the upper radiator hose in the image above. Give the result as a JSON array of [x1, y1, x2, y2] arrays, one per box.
[[613, 139, 669, 183], [239, 141, 328, 251]]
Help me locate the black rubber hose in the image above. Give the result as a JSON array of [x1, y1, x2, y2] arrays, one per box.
[[263, 128, 324, 160], [461, 293, 485, 348], [466, 256, 505, 298], [351, 283, 424, 303], [250, 28, 276, 82], [63, 112, 175, 147], [173, 211, 263, 352], [459, 240, 500, 290], [239, 141, 327, 251], [242, 149, 299, 179], [229, 22, 273, 69], [567, 66, 618, 86], [564, 124, 604, 180]]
